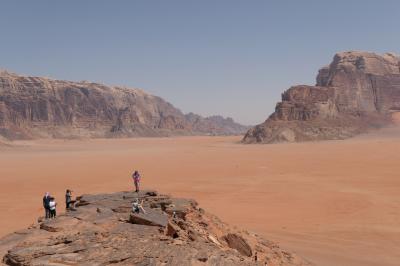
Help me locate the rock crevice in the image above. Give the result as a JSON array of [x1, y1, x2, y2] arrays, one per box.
[[0, 190, 310, 266]]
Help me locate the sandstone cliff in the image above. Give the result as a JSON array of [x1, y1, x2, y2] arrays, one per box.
[[243, 51, 400, 143], [0, 190, 310, 265], [0, 70, 247, 140]]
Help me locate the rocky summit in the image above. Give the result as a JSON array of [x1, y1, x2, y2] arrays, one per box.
[[0, 70, 247, 140], [243, 51, 400, 143], [0, 190, 310, 266]]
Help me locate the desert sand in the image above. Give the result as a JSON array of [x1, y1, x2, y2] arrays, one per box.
[[1, 128, 400, 265]]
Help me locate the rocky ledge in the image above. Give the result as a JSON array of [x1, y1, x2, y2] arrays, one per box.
[[0, 190, 310, 266]]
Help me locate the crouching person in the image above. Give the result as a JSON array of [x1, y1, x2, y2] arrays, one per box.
[[132, 198, 146, 214]]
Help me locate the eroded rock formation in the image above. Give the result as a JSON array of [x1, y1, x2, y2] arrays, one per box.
[[0, 190, 310, 265], [0, 70, 248, 140], [243, 51, 400, 143]]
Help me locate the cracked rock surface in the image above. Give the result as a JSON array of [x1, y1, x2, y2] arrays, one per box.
[[0, 190, 311, 265]]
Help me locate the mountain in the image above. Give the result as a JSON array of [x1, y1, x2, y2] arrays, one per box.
[[185, 113, 250, 135], [243, 51, 400, 143], [0, 70, 247, 140], [0, 190, 310, 265]]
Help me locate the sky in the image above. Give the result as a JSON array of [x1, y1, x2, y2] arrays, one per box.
[[0, 1, 399, 125]]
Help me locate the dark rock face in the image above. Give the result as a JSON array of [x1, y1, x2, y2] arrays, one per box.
[[223, 233, 253, 257], [0, 190, 311, 266], [0, 70, 248, 140], [243, 51, 400, 143]]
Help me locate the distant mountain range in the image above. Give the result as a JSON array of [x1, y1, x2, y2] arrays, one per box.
[[0, 70, 248, 140], [243, 51, 400, 143]]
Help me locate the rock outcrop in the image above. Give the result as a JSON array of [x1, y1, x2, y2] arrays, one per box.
[[185, 113, 249, 136], [0, 190, 310, 266], [0, 70, 248, 140], [243, 51, 400, 143]]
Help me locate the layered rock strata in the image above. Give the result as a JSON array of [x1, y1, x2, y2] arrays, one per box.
[[0, 190, 311, 266], [243, 51, 400, 143], [0, 71, 247, 140]]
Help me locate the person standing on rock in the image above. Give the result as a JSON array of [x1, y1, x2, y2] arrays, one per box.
[[42, 192, 51, 219], [49, 197, 57, 218], [132, 170, 141, 192], [65, 189, 73, 210]]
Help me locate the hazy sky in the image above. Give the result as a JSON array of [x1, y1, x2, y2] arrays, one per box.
[[1, 1, 399, 125]]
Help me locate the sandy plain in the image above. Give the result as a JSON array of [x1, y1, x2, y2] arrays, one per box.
[[0, 126, 400, 265]]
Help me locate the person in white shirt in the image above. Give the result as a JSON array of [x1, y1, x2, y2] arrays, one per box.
[[132, 198, 146, 214], [49, 197, 57, 218]]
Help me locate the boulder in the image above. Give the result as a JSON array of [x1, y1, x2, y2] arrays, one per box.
[[223, 233, 253, 257], [164, 198, 195, 219], [129, 208, 168, 227], [166, 222, 180, 238]]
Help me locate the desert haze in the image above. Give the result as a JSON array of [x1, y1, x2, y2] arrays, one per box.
[[1, 125, 400, 265]]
